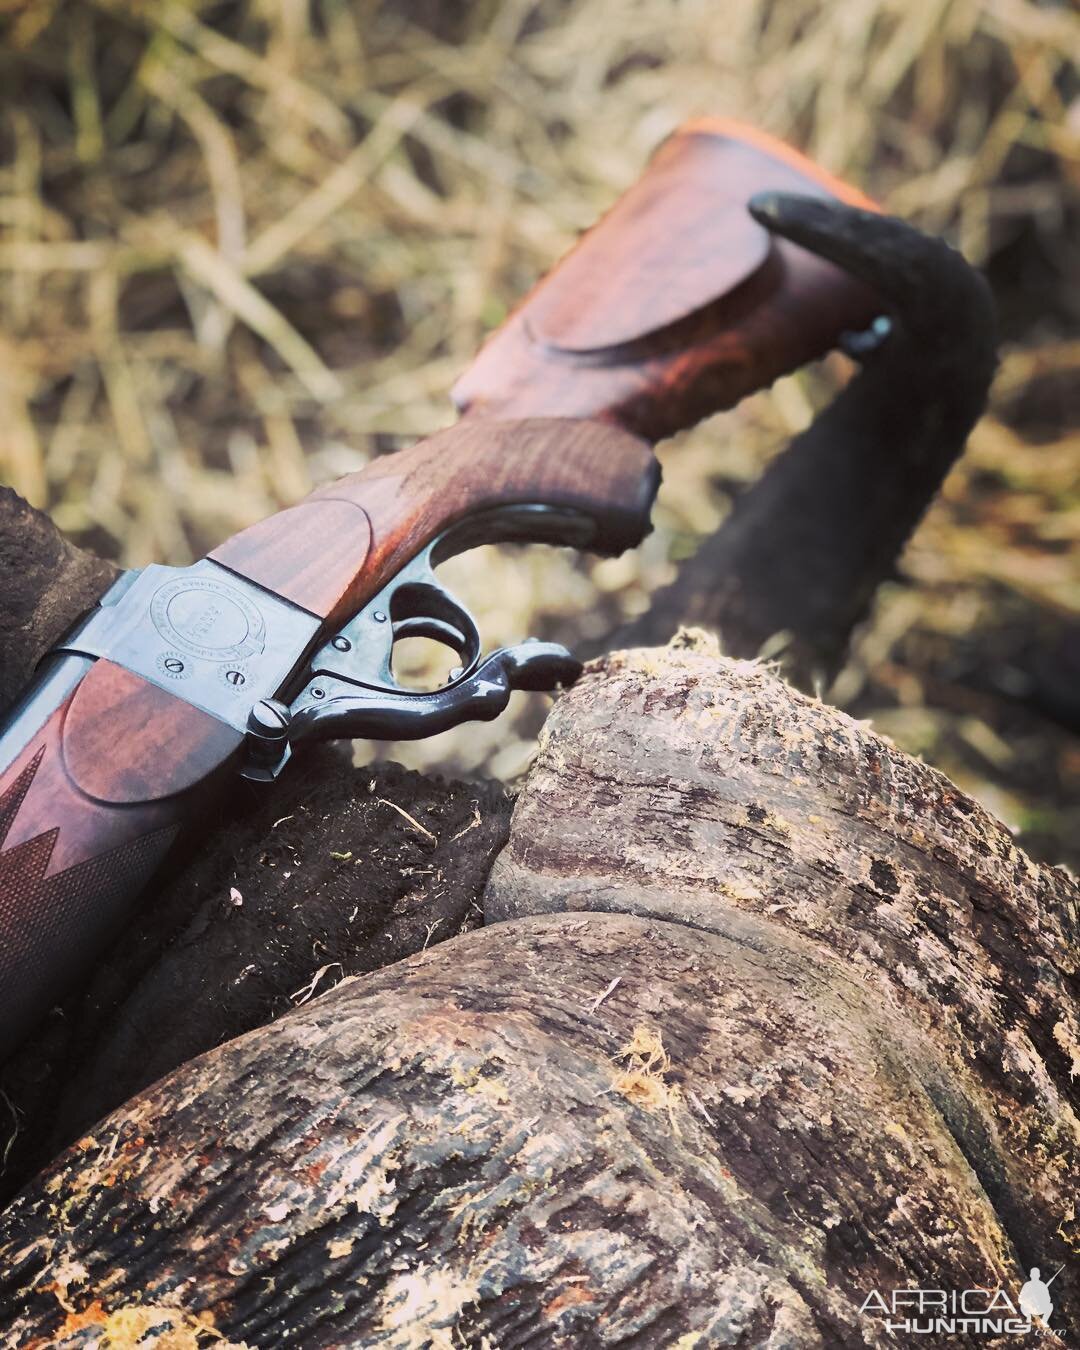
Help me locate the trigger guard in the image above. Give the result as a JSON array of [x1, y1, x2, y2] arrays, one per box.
[[300, 504, 596, 700], [297, 503, 602, 710], [386, 580, 481, 676], [391, 614, 471, 656], [299, 552, 482, 696]]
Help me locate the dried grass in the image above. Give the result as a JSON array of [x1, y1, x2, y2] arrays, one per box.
[[0, 0, 1077, 860]]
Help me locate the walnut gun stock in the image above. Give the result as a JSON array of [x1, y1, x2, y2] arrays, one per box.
[[454, 118, 882, 441]]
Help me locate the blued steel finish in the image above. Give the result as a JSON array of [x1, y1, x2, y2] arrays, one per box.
[[3, 506, 593, 789], [241, 506, 591, 778], [0, 120, 893, 1059], [56, 558, 322, 734], [289, 641, 580, 745], [0, 504, 594, 1056], [300, 505, 586, 694]]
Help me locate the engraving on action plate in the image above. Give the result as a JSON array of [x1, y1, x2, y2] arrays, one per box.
[[56, 559, 320, 734], [150, 576, 266, 663]]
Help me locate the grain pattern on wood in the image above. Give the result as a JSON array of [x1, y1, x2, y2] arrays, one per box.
[[0, 489, 517, 1208], [61, 660, 242, 805], [29, 757, 511, 1168], [524, 119, 875, 354], [452, 120, 882, 440], [212, 417, 657, 625], [0, 662, 240, 1057], [0, 682, 192, 1060]]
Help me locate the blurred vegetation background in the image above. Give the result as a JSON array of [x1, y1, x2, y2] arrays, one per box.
[[1, 0, 1077, 866]]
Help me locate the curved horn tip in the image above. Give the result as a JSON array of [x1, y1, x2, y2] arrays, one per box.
[[748, 190, 877, 238], [748, 191, 996, 356], [747, 189, 784, 223]]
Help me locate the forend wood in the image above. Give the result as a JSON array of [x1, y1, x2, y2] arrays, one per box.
[[212, 417, 658, 628], [0, 668, 220, 1057], [452, 118, 883, 442]]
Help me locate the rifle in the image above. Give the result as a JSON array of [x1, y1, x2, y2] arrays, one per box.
[[0, 121, 885, 1056]]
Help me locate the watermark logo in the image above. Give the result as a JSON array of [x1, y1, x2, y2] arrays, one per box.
[[859, 1265, 1064, 1337], [1019, 1268, 1060, 1327]]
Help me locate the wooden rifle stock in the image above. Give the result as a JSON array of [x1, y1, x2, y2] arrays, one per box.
[[454, 118, 882, 441]]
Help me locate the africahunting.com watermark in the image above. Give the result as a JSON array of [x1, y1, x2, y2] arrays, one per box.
[[860, 1266, 1064, 1337]]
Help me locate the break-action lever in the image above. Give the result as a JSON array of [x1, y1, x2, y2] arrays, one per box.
[[240, 509, 586, 782]]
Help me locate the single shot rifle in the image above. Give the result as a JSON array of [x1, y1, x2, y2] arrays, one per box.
[[0, 121, 940, 1056]]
